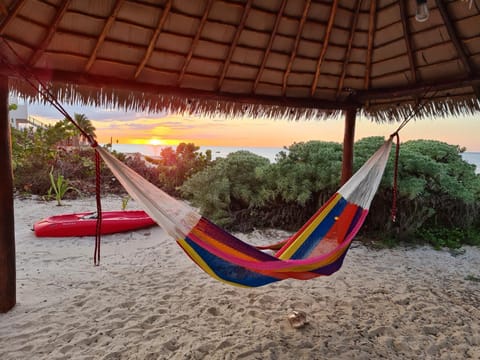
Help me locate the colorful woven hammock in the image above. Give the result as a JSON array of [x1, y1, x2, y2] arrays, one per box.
[[96, 138, 393, 287]]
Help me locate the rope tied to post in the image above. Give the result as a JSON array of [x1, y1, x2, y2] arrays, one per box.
[[1, 37, 103, 265]]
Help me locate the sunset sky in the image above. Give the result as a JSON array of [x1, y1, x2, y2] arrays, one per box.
[[27, 102, 480, 151]]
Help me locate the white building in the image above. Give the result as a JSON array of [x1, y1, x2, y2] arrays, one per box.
[[8, 96, 45, 129], [9, 96, 29, 129]]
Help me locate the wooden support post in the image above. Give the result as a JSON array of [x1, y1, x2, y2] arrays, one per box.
[[0, 75, 16, 313], [341, 108, 356, 185]]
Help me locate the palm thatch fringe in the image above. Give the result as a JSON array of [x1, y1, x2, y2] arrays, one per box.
[[8, 78, 480, 123], [8, 78, 342, 121], [363, 96, 480, 122]]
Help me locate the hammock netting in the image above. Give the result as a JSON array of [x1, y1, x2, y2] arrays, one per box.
[[96, 138, 392, 287]]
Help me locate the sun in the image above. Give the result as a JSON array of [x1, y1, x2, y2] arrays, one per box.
[[148, 138, 162, 146]]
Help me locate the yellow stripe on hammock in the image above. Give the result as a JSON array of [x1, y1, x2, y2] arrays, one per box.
[[278, 193, 342, 260]]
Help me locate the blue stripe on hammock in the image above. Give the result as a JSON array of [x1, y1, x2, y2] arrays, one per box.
[[289, 197, 348, 260], [184, 237, 281, 287]]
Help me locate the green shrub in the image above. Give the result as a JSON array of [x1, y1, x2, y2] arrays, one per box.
[[272, 141, 343, 206], [366, 140, 480, 242], [12, 127, 58, 193], [180, 151, 271, 227], [415, 227, 480, 249], [13, 124, 480, 249], [181, 137, 480, 247]]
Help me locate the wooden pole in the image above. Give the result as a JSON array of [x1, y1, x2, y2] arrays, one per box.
[[0, 75, 16, 313], [341, 108, 356, 185]]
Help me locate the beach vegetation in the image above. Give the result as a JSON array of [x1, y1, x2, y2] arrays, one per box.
[[269, 140, 343, 206], [12, 122, 118, 196], [58, 113, 97, 146], [122, 153, 161, 187], [121, 196, 131, 210], [416, 227, 480, 249], [465, 274, 480, 282], [367, 140, 480, 246], [157, 143, 212, 196], [182, 137, 480, 248], [180, 151, 270, 227], [46, 167, 80, 206], [11, 126, 63, 193], [11, 123, 479, 248]]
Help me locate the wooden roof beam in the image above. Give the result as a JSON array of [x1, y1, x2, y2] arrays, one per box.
[[134, 0, 172, 79], [0, 0, 26, 35], [398, 0, 417, 83], [177, 0, 214, 86], [0, 2, 8, 16], [364, 0, 376, 91], [336, 0, 362, 98], [310, 0, 339, 97], [435, 0, 474, 75], [282, 0, 311, 96], [217, 0, 252, 91], [435, 0, 480, 99], [28, 0, 71, 66], [253, 0, 287, 93], [85, 0, 124, 72]]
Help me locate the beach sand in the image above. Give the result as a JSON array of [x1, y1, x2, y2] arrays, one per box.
[[1, 196, 479, 359]]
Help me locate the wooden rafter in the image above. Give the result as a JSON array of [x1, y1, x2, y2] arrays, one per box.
[[0, 0, 26, 35], [435, 0, 480, 99], [435, 0, 473, 75], [310, 0, 339, 97], [134, 0, 172, 79], [282, 0, 311, 96], [399, 0, 416, 83], [364, 0, 376, 91], [372, 58, 468, 82], [0, 2, 8, 16], [253, 0, 287, 93], [217, 0, 252, 91], [85, 0, 124, 72], [177, 0, 214, 86], [336, 0, 362, 98], [28, 0, 71, 66]]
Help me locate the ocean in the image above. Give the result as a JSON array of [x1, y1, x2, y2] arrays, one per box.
[[109, 143, 480, 174], [462, 152, 480, 174], [110, 143, 286, 163]]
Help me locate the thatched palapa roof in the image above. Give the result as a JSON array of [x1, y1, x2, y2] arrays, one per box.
[[0, 0, 479, 121]]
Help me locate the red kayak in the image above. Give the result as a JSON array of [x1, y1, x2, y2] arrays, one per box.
[[34, 210, 156, 237]]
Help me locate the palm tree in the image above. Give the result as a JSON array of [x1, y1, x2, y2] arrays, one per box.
[[62, 113, 96, 146]]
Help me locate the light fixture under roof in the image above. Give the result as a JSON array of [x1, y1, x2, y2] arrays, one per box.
[[416, 0, 430, 22]]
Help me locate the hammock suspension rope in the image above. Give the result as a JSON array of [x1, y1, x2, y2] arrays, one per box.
[[1, 38, 104, 265]]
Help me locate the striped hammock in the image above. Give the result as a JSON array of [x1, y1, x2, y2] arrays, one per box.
[[96, 138, 392, 287]]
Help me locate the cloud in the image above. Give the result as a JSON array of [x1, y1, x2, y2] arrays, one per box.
[[22, 99, 480, 151]]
